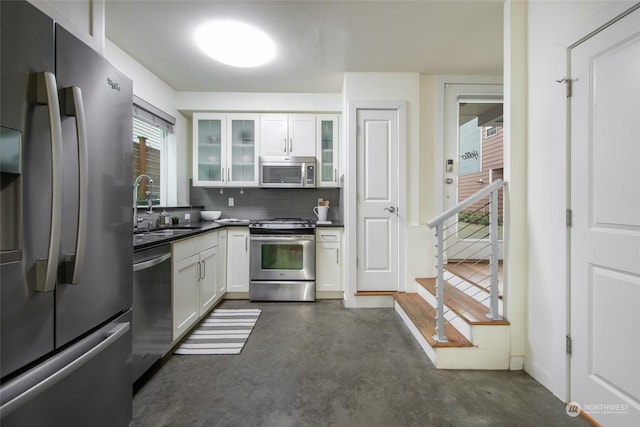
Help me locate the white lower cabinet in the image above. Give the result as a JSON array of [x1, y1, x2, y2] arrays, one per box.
[[172, 253, 200, 341], [172, 230, 221, 341], [217, 229, 228, 295], [198, 246, 218, 314], [316, 228, 343, 293], [226, 227, 250, 293]]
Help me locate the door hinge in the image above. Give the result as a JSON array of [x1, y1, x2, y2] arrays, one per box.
[[566, 209, 573, 227], [566, 335, 572, 356], [557, 78, 573, 98]]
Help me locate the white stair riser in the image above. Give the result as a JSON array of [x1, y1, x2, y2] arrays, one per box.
[[417, 284, 473, 341], [393, 302, 437, 366], [395, 300, 511, 370]]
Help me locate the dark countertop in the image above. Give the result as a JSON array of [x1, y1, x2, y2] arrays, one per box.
[[315, 221, 344, 227], [133, 219, 343, 251], [133, 220, 249, 251]]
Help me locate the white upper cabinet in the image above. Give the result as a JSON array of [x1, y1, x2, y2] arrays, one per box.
[[227, 115, 259, 186], [260, 114, 316, 158], [193, 113, 259, 187], [316, 114, 339, 188]]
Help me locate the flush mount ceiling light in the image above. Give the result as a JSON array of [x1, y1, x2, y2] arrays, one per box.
[[194, 20, 276, 68]]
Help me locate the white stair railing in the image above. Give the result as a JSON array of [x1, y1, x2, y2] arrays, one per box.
[[426, 179, 505, 343]]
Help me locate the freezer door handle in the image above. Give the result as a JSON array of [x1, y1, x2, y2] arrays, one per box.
[[63, 86, 89, 285], [35, 72, 63, 293], [0, 322, 130, 418]]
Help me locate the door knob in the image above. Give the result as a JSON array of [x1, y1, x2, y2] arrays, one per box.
[[384, 206, 396, 213]]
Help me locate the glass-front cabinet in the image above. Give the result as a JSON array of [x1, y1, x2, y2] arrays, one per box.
[[228, 115, 258, 185], [193, 114, 224, 186], [193, 113, 258, 187], [316, 114, 339, 188]]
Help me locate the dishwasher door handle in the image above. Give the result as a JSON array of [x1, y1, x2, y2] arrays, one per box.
[[133, 252, 171, 272]]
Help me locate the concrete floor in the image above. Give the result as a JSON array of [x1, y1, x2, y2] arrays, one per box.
[[132, 300, 591, 427]]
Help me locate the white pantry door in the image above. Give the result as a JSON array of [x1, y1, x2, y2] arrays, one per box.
[[356, 109, 399, 291], [570, 6, 640, 426]]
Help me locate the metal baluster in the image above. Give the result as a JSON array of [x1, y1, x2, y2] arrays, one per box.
[[433, 223, 448, 342], [487, 188, 502, 320]]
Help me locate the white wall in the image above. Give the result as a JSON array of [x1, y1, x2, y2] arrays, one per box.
[[105, 40, 190, 206], [503, 0, 528, 375], [523, 0, 636, 401]]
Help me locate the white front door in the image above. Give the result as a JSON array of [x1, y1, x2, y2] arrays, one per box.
[[356, 109, 399, 291], [443, 84, 503, 260], [570, 7, 640, 426]]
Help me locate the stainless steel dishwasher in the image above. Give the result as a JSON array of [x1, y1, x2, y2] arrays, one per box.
[[133, 244, 172, 382]]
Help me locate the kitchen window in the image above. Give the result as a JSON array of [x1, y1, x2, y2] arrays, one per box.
[[133, 97, 177, 207]]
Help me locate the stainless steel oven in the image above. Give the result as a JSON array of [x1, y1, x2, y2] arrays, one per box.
[[249, 219, 315, 301]]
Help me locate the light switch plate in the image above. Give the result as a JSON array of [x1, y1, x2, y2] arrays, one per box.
[[228, 197, 234, 207]]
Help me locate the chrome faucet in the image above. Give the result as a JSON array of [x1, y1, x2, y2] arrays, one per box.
[[133, 174, 154, 230]]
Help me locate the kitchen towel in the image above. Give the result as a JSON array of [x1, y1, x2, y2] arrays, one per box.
[[174, 308, 261, 355]]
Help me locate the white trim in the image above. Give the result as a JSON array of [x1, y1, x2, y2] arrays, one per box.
[[345, 100, 407, 307]]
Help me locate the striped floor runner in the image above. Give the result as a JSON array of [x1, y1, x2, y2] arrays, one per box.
[[174, 308, 261, 355]]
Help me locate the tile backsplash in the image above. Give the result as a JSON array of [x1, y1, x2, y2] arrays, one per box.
[[190, 184, 343, 222]]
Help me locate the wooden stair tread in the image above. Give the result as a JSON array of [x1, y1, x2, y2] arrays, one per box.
[[416, 278, 510, 326], [354, 291, 398, 296], [393, 293, 473, 348], [444, 262, 502, 295]]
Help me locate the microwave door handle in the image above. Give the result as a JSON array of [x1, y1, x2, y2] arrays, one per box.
[[35, 72, 63, 293], [64, 86, 88, 285]]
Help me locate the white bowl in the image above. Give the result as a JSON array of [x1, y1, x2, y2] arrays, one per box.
[[201, 211, 222, 221]]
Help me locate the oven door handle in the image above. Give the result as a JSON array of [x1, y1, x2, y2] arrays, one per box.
[[250, 235, 315, 241]]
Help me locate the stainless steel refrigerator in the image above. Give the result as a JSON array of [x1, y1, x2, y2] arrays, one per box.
[[0, 1, 133, 425]]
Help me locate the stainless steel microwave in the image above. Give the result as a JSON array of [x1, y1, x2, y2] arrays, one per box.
[[259, 156, 316, 188]]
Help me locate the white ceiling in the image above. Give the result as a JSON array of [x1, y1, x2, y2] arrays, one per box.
[[105, 0, 504, 93]]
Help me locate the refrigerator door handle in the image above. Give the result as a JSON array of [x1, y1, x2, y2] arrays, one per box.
[[0, 322, 130, 418], [35, 72, 63, 293], [63, 86, 89, 285]]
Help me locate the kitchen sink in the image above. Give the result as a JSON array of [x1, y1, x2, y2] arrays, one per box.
[[135, 228, 194, 235], [133, 228, 196, 245]]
